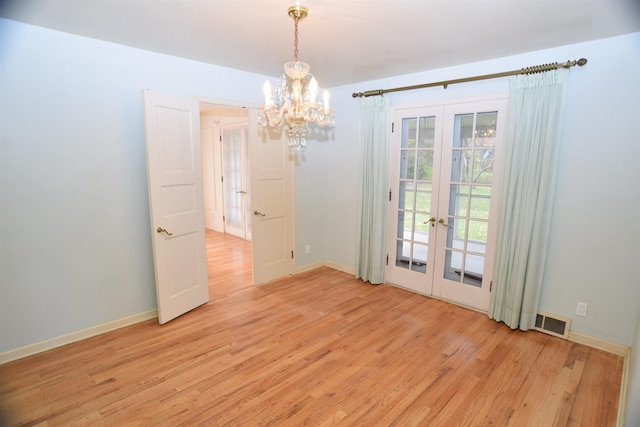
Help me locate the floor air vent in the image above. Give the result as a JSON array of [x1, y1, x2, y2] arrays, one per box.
[[535, 311, 570, 339]]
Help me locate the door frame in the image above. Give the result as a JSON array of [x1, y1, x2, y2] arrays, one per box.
[[196, 96, 296, 285], [385, 94, 508, 312]]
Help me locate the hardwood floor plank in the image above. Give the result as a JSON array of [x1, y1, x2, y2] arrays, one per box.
[[0, 230, 624, 426], [568, 348, 623, 426]]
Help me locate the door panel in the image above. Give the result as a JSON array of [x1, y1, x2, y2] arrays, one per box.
[[248, 110, 294, 284], [142, 90, 209, 324], [386, 107, 443, 294], [433, 100, 506, 311], [387, 98, 506, 311]]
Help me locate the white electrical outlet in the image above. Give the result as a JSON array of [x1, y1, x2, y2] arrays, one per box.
[[576, 302, 587, 317], [305, 244, 310, 254]]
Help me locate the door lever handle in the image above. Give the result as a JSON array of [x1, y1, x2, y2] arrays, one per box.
[[156, 227, 173, 236], [423, 217, 436, 227], [253, 210, 266, 217], [438, 218, 448, 227]]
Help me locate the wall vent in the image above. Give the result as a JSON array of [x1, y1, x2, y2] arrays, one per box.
[[534, 311, 571, 340]]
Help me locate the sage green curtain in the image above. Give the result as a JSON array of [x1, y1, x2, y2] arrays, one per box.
[[488, 69, 569, 330], [355, 95, 390, 284]]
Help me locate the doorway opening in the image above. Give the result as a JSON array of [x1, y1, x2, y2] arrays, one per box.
[[200, 104, 253, 284], [199, 98, 295, 287]]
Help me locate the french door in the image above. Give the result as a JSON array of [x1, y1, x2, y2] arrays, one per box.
[[222, 126, 251, 240], [385, 97, 507, 311]]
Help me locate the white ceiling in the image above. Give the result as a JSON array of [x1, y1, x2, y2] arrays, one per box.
[[1, 0, 639, 87]]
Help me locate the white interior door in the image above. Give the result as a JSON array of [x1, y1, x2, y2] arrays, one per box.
[[386, 97, 506, 311], [248, 110, 295, 284], [142, 90, 209, 324]]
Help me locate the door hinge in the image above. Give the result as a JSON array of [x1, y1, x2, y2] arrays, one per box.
[[391, 122, 395, 133], [221, 176, 224, 182], [291, 250, 294, 259], [389, 189, 392, 201], [490, 281, 493, 292], [386, 254, 389, 266], [220, 135, 222, 142], [223, 215, 225, 222]]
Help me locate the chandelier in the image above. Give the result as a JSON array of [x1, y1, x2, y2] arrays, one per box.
[[258, 4, 335, 151]]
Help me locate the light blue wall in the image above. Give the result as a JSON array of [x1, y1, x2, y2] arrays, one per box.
[[1, 16, 638, 355], [303, 33, 640, 347], [0, 18, 268, 353]]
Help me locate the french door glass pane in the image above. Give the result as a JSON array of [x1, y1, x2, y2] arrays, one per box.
[[396, 211, 413, 240], [414, 213, 431, 243], [418, 117, 435, 148], [398, 181, 414, 211], [412, 244, 428, 273], [470, 186, 491, 219], [223, 129, 242, 230], [400, 151, 416, 180], [417, 151, 434, 180], [394, 116, 436, 274], [416, 182, 432, 213], [443, 111, 497, 287]]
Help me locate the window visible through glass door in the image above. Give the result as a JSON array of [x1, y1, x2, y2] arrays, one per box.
[[443, 112, 497, 287], [395, 115, 438, 274], [222, 126, 251, 240]]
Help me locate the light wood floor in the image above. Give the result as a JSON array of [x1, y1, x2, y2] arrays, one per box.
[[0, 230, 624, 426]]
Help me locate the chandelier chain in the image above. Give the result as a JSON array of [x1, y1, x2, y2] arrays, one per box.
[[293, 16, 299, 61]]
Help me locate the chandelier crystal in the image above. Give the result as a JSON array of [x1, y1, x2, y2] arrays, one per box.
[[258, 4, 335, 151]]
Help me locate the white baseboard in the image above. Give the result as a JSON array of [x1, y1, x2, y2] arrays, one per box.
[[323, 261, 355, 275], [295, 261, 326, 274], [295, 260, 355, 276], [0, 309, 158, 365], [568, 331, 630, 357], [618, 350, 631, 427]]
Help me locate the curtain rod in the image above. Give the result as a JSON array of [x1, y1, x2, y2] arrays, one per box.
[[351, 58, 588, 98]]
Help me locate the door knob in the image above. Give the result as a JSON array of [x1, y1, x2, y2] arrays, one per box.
[[253, 210, 266, 217], [156, 227, 173, 236]]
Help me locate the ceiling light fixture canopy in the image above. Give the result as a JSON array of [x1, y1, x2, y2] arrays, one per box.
[[258, 4, 335, 151]]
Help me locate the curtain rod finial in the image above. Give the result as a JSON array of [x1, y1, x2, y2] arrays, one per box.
[[353, 89, 384, 98], [578, 58, 587, 66]]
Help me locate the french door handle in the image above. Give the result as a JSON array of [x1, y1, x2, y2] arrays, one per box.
[[253, 210, 266, 217], [423, 217, 436, 227], [156, 227, 173, 236], [438, 218, 449, 227], [236, 190, 246, 194]]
